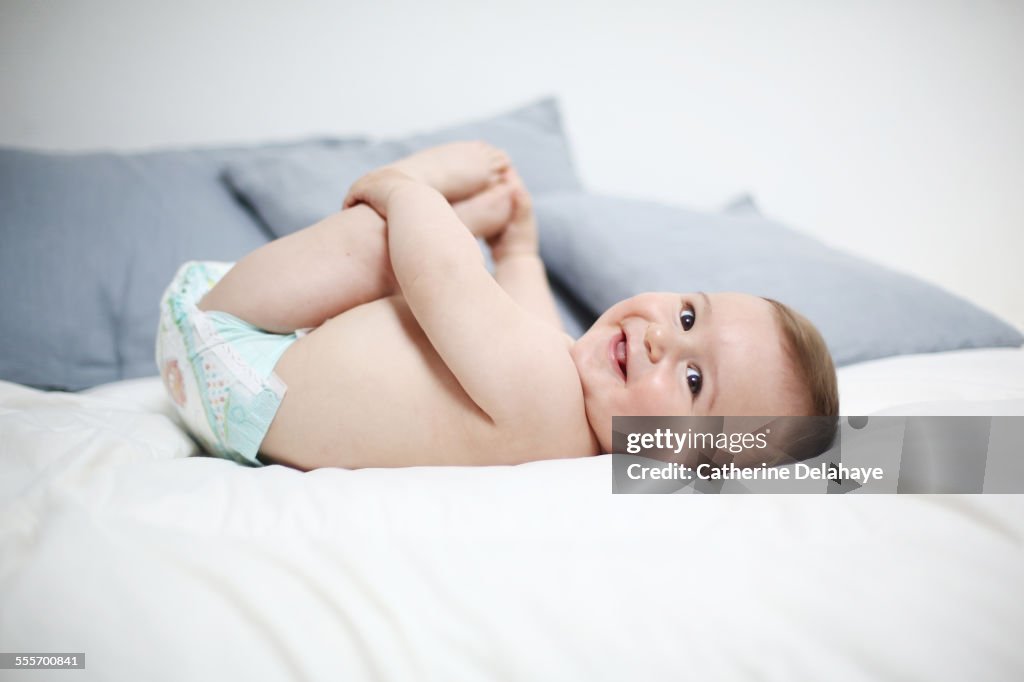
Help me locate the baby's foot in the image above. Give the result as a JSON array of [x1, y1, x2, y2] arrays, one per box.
[[452, 178, 515, 241], [485, 168, 539, 262], [390, 141, 511, 203]]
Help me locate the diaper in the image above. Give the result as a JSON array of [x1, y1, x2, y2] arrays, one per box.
[[156, 261, 303, 466]]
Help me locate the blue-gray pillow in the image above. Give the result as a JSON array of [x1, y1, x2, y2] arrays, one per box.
[[225, 97, 582, 237], [534, 192, 1023, 366], [0, 140, 363, 390]]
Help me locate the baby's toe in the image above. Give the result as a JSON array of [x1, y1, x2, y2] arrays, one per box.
[[489, 148, 511, 171]]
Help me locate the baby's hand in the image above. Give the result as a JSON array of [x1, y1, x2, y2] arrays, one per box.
[[487, 169, 539, 262], [343, 168, 420, 217]]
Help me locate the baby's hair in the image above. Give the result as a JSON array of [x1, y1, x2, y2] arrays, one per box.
[[763, 298, 840, 461]]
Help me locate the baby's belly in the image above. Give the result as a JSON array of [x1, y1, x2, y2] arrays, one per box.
[[260, 296, 505, 469]]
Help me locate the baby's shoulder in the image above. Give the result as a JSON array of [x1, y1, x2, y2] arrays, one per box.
[[499, 336, 593, 448]]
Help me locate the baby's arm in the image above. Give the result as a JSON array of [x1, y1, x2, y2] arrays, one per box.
[[344, 169, 569, 423], [488, 170, 564, 333]]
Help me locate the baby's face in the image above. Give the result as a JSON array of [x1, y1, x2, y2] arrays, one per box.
[[570, 292, 805, 452]]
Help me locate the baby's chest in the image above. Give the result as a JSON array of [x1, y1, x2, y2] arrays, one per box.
[[274, 297, 592, 466], [273, 299, 508, 463], [296, 298, 469, 406]]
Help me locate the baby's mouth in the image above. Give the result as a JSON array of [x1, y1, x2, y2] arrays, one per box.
[[615, 331, 628, 380]]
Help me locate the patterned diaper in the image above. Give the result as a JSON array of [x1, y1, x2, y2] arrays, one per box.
[[156, 261, 303, 466]]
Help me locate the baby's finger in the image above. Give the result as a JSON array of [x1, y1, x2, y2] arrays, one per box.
[[343, 176, 373, 208]]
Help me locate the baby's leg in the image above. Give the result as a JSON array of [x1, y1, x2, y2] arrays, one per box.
[[198, 184, 513, 333], [198, 204, 391, 333]]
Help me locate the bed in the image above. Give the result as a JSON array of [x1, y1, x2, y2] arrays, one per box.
[[2, 99, 1023, 680], [3, 350, 1024, 679]]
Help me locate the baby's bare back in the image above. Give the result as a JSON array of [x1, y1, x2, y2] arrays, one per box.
[[260, 295, 597, 469]]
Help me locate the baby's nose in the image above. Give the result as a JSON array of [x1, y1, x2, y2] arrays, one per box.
[[644, 323, 680, 363]]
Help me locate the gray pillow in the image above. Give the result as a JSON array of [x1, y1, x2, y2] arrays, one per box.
[[722, 193, 763, 217], [0, 140, 364, 390], [225, 97, 582, 237], [534, 192, 1023, 366]]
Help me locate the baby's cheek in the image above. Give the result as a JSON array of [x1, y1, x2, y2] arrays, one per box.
[[626, 380, 685, 416]]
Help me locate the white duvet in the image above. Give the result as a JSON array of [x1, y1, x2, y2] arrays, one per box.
[[2, 349, 1023, 681]]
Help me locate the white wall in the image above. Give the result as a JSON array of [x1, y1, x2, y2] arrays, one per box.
[[3, 0, 1022, 328]]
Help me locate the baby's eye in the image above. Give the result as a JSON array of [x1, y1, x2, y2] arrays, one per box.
[[686, 366, 703, 396], [680, 305, 696, 331]]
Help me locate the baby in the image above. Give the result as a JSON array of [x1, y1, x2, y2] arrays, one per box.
[[156, 142, 838, 470]]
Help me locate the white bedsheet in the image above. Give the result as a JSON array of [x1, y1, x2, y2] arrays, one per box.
[[2, 350, 1023, 681], [838, 347, 1024, 415]]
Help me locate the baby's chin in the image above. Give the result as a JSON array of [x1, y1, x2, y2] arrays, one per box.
[[574, 321, 605, 345]]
